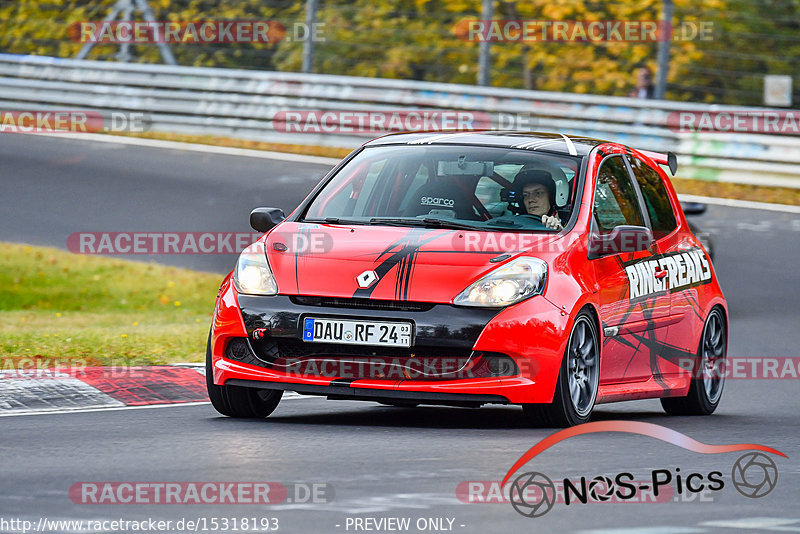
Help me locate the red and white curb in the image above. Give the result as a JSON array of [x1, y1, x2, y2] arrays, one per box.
[[0, 364, 300, 416], [0, 364, 207, 416]]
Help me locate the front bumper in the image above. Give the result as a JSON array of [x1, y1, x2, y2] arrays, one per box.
[[211, 277, 569, 404]]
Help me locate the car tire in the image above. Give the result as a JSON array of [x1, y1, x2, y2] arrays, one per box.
[[661, 307, 726, 416], [206, 331, 283, 418], [522, 311, 600, 427]]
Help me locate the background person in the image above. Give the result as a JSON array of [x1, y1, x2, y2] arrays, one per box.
[[628, 66, 655, 99]]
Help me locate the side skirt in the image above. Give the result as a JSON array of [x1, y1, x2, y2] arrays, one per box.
[[596, 375, 690, 404]]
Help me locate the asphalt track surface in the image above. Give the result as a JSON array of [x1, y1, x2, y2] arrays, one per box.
[[2, 134, 799, 533]]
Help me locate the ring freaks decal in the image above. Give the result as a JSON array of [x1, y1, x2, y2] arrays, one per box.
[[624, 247, 712, 301]]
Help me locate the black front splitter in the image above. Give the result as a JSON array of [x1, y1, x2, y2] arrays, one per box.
[[225, 378, 510, 407]]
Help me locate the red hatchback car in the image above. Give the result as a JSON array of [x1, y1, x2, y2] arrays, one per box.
[[207, 132, 727, 426]]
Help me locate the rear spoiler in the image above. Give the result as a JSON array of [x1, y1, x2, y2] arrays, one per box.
[[638, 150, 678, 176]]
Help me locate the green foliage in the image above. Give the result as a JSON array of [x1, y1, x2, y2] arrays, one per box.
[[1, 0, 798, 106], [0, 0, 295, 68]]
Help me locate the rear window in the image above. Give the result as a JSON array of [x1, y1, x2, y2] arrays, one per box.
[[628, 156, 678, 239], [593, 155, 645, 234]]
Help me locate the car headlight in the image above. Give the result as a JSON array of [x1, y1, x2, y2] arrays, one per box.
[[232, 241, 278, 295], [453, 257, 547, 307]]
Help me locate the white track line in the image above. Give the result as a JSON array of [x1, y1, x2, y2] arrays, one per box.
[[0, 393, 307, 417], [24, 132, 342, 166], [0, 401, 213, 417], [22, 132, 800, 213], [677, 193, 800, 214]]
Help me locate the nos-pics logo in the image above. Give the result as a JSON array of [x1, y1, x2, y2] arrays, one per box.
[[503, 421, 783, 518]]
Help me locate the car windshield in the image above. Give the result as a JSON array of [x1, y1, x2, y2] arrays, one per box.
[[302, 145, 582, 232]]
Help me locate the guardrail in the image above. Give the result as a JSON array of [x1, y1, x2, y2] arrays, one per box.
[[1, 53, 799, 188]]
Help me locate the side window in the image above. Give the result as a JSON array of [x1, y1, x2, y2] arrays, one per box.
[[628, 156, 678, 239], [397, 163, 430, 212], [309, 159, 387, 218], [593, 156, 645, 234], [351, 160, 387, 215], [475, 175, 506, 216]]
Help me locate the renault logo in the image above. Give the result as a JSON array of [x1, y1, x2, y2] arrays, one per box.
[[357, 270, 378, 288]]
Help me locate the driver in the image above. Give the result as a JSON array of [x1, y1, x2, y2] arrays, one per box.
[[513, 170, 563, 230]]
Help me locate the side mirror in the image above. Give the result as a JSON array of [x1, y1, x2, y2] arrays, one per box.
[[250, 207, 285, 232], [588, 225, 653, 258], [681, 202, 707, 216]]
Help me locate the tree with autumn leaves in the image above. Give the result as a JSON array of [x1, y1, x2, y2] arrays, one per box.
[[1, 0, 797, 106]]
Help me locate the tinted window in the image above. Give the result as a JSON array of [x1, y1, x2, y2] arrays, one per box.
[[474, 175, 506, 217], [628, 156, 678, 239], [593, 156, 644, 234]]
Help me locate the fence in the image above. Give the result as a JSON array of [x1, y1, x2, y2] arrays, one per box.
[[1, 53, 798, 188]]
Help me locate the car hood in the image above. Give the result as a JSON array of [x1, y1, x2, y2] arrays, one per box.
[[264, 222, 561, 303]]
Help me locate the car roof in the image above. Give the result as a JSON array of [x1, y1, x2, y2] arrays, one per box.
[[363, 131, 611, 157]]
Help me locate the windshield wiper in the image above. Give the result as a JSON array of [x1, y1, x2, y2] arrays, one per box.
[[485, 217, 559, 232], [369, 217, 483, 231], [302, 217, 370, 225]]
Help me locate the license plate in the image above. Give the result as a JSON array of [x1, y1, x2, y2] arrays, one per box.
[[302, 317, 412, 347]]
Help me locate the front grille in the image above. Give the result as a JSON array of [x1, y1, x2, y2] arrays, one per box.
[[291, 296, 434, 312], [271, 338, 463, 359], [240, 336, 519, 381]]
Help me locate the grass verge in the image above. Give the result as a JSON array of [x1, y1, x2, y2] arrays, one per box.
[[670, 178, 800, 206], [0, 243, 221, 367]]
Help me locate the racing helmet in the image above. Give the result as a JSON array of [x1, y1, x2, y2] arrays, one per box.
[[512, 169, 556, 213]]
